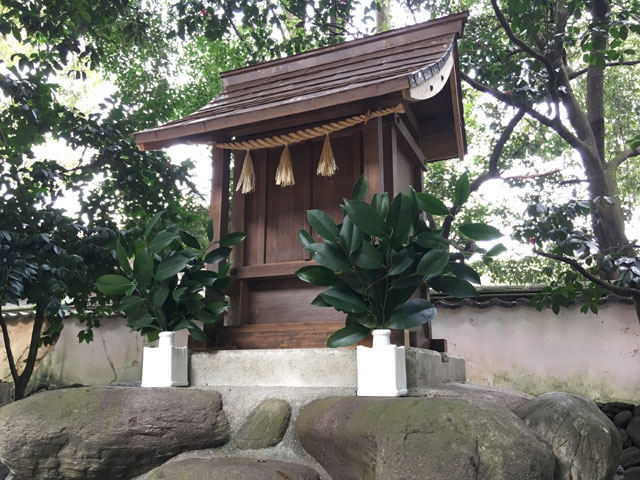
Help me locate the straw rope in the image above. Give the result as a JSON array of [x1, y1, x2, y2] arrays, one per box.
[[214, 103, 405, 151]]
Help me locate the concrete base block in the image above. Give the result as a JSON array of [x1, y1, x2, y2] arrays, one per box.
[[190, 347, 465, 392]]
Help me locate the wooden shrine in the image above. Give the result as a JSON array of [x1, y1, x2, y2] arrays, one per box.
[[134, 12, 468, 350]]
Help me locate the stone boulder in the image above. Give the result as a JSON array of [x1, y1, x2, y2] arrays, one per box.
[[296, 396, 555, 480], [516, 392, 621, 480], [143, 457, 320, 479], [0, 386, 230, 479], [235, 398, 291, 450]]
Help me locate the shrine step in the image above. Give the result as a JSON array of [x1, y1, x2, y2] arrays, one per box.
[[189, 347, 466, 391]]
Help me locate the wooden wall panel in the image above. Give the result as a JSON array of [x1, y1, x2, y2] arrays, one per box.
[[265, 143, 311, 264], [394, 135, 416, 194], [247, 278, 346, 324], [243, 149, 268, 266]]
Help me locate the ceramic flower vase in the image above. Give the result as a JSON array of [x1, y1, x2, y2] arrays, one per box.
[[141, 331, 188, 387], [356, 329, 407, 397]]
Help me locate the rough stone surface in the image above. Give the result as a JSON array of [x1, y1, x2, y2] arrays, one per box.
[[235, 399, 291, 450], [615, 410, 633, 428], [144, 457, 320, 480], [516, 392, 621, 480], [296, 396, 555, 480], [429, 381, 533, 412], [0, 386, 230, 479], [622, 447, 640, 469], [628, 417, 640, 447]]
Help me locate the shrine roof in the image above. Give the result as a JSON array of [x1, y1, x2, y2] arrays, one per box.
[[134, 11, 468, 151]]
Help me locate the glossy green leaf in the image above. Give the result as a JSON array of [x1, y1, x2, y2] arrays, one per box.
[[326, 324, 370, 348], [155, 254, 190, 281], [148, 230, 179, 253], [133, 248, 153, 288], [414, 231, 449, 250], [351, 174, 369, 201], [340, 215, 363, 254], [343, 200, 389, 237], [186, 323, 208, 343], [128, 312, 155, 329], [346, 312, 378, 329], [307, 210, 340, 241], [485, 243, 507, 257], [204, 246, 231, 264], [416, 249, 449, 277], [298, 229, 314, 248], [205, 301, 228, 316], [296, 265, 340, 286], [115, 240, 131, 275], [152, 286, 169, 307], [388, 299, 437, 329], [305, 242, 352, 272], [180, 230, 201, 249], [371, 193, 389, 218], [318, 286, 368, 313], [428, 275, 477, 298], [387, 193, 412, 248], [354, 241, 385, 269], [191, 270, 218, 286], [198, 308, 220, 324], [120, 295, 145, 314], [219, 232, 246, 247], [144, 211, 165, 239], [448, 262, 481, 284], [390, 248, 415, 276], [416, 193, 449, 216], [311, 294, 332, 307], [459, 223, 503, 241], [454, 172, 470, 206]]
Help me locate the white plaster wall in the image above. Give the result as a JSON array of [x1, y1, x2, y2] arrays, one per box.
[[431, 302, 640, 402], [32, 317, 145, 386]]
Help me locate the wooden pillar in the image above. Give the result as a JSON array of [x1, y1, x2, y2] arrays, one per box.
[[208, 146, 231, 244], [198, 146, 231, 349], [362, 117, 384, 200]]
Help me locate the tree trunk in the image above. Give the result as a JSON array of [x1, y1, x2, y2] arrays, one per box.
[[10, 307, 45, 400], [376, 0, 391, 31]]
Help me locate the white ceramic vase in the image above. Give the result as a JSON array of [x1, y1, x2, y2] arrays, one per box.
[[141, 331, 188, 387], [356, 329, 407, 397]]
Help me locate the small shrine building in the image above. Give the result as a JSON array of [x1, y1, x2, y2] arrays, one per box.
[[134, 12, 469, 350]]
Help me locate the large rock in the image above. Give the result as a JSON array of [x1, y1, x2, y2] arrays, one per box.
[[235, 398, 291, 450], [144, 457, 319, 480], [296, 396, 555, 480], [0, 386, 230, 479], [516, 392, 621, 480]]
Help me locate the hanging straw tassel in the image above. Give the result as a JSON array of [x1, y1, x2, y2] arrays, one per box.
[[236, 150, 255, 194], [275, 144, 295, 187], [317, 134, 337, 177]]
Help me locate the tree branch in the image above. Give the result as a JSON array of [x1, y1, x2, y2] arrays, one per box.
[[490, 0, 554, 74], [501, 168, 563, 181], [569, 60, 640, 80], [533, 248, 640, 297], [608, 147, 640, 169], [442, 109, 525, 238], [461, 72, 589, 153], [0, 308, 20, 385]]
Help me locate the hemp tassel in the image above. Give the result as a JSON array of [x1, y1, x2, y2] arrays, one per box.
[[275, 144, 295, 187], [317, 134, 337, 177], [236, 150, 255, 194]]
